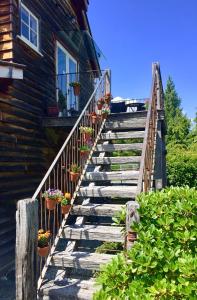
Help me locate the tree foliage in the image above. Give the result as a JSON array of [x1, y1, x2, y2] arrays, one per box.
[[94, 187, 197, 300]]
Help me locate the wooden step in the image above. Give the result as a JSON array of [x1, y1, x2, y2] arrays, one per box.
[[101, 131, 145, 140], [95, 143, 143, 152], [51, 251, 114, 271], [39, 278, 99, 300], [62, 225, 124, 242], [78, 185, 137, 198], [71, 203, 123, 217], [84, 170, 139, 181], [105, 118, 146, 130], [91, 156, 141, 165]]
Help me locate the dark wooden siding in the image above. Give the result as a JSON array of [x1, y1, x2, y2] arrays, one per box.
[[0, 0, 98, 203]]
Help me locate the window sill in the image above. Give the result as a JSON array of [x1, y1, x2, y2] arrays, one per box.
[[16, 35, 43, 57]]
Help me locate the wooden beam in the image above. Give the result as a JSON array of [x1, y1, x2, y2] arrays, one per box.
[[16, 198, 38, 300]]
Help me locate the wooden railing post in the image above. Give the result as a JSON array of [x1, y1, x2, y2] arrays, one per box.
[[16, 198, 38, 300], [126, 201, 140, 250]]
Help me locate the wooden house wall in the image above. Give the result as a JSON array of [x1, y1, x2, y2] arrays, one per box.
[[0, 0, 13, 61], [0, 0, 97, 204]]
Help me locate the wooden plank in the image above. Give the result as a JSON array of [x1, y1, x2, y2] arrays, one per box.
[[95, 143, 143, 152], [91, 156, 141, 165], [70, 203, 123, 217], [84, 170, 139, 181], [101, 131, 145, 140], [42, 116, 79, 128], [39, 278, 99, 300], [78, 185, 137, 198], [105, 118, 146, 130], [62, 225, 124, 242], [16, 198, 38, 300], [51, 251, 114, 270]]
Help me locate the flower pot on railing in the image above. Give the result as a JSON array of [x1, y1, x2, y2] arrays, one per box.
[[60, 194, 71, 214], [37, 230, 51, 257], [61, 204, 71, 215], [69, 82, 81, 96], [42, 189, 63, 210], [90, 112, 98, 124], [70, 172, 80, 182], [69, 164, 80, 182], [104, 93, 111, 105], [45, 198, 56, 210], [97, 98, 104, 110], [80, 126, 94, 142], [80, 150, 90, 158], [37, 245, 50, 257]]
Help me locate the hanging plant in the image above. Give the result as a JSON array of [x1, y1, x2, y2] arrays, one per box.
[[42, 189, 63, 210], [101, 106, 110, 120], [37, 229, 51, 257], [69, 81, 81, 96], [90, 112, 99, 124], [61, 193, 71, 215], [79, 145, 91, 158], [97, 98, 104, 110], [80, 126, 94, 142], [104, 92, 112, 105], [69, 164, 81, 182]]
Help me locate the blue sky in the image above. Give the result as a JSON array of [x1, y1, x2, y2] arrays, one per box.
[[88, 0, 197, 119]]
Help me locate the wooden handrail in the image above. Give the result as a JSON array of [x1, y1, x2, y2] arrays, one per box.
[[137, 63, 164, 194]]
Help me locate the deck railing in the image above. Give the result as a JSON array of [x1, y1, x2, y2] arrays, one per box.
[[16, 70, 111, 292], [137, 62, 164, 194]]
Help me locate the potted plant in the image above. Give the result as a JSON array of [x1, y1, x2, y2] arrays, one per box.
[[42, 189, 63, 210], [80, 126, 94, 142], [61, 193, 71, 214], [69, 81, 81, 96], [97, 98, 104, 110], [58, 90, 67, 117], [90, 112, 98, 124], [104, 92, 111, 105], [69, 164, 80, 182], [79, 145, 91, 158], [37, 229, 51, 257], [101, 106, 110, 120]]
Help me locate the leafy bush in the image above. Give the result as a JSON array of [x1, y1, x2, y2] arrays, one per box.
[[167, 144, 197, 187], [94, 187, 197, 300]]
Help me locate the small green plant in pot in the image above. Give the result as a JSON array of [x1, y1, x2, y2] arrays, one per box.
[[58, 90, 67, 116], [69, 164, 80, 182], [79, 145, 91, 158], [42, 189, 63, 210], [69, 81, 81, 96], [37, 229, 51, 257], [101, 106, 110, 120], [61, 192, 71, 215], [80, 126, 94, 142]]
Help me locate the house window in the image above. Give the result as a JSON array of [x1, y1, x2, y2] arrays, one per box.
[[20, 3, 39, 50]]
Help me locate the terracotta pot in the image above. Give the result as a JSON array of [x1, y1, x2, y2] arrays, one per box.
[[73, 85, 80, 96], [97, 103, 103, 110], [80, 150, 90, 158], [104, 98, 111, 105], [70, 172, 80, 182], [91, 115, 98, 124], [101, 113, 108, 120], [45, 198, 56, 210], [83, 132, 92, 142], [127, 231, 137, 242], [61, 204, 71, 215], [37, 245, 50, 257]]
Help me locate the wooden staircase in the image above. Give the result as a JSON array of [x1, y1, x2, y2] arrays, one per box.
[[38, 111, 146, 299]]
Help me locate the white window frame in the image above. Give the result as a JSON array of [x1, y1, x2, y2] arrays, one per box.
[[56, 41, 79, 110], [20, 3, 39, 51]]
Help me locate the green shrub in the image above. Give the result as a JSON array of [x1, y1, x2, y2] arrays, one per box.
[[167, 144, 197, 187], [94, 187, 197, 300]]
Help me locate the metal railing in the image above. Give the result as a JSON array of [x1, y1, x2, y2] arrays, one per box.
[[32, 69, 111, 287], [137, 63, 164, 194]]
